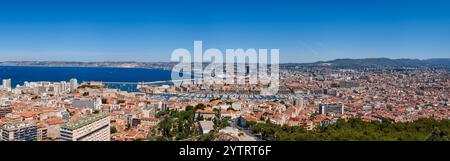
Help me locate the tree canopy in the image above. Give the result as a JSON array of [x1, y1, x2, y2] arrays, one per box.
[[250, 118, 450, 141]]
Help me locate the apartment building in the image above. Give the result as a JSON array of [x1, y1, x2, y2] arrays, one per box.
[[1, 123, 38, 141], [319, 103, 344, 115], [0, 105, 12, 118], [60, 113, 110, 141]]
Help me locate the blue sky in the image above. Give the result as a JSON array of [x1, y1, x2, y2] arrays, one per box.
[[0, 0, 449, 63]]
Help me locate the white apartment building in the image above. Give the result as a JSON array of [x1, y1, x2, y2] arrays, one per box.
[[60, 113, 110, 141]]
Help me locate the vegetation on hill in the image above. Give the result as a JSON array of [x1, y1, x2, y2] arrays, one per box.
[[148, 105, 202, 141], [249, 118, 449, 141], [146, 103, 236, 141]]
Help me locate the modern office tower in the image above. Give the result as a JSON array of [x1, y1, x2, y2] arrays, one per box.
[[69, 78, 78, 92], [0, 105, 12, 118], [1, 123, 38, 141], [2, 79, 11, 90], [319, 103, 344, 115], [60, 113, 110, 141]]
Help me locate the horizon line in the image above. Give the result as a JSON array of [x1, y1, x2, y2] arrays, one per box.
[[1, 57, 449, 64]]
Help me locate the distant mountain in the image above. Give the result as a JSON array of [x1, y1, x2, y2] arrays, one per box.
[[314, 58, 450, 67], [1, 58, 449, 69]]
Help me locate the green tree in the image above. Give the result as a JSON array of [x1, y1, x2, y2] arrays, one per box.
[[248, 118, 450, 141], [110, 126, 118, 134], [425, 127, 448, 141], [195, 104, 206, 110], [186, 105, 194, 111], [125, 124, 131, 131]]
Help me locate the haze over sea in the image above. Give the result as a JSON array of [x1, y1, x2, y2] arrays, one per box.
[[0, 66, 172, 92]]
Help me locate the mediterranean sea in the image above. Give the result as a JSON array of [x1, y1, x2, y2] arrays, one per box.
[[0, 66, 173, 92]]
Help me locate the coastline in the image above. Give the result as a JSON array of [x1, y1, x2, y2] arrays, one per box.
[[0, 65, 173, 71]]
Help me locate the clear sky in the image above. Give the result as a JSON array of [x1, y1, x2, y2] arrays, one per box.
[[0, 0, 449, 63]]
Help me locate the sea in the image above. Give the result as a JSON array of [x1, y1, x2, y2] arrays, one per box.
[[0, 66, 173, 92]]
